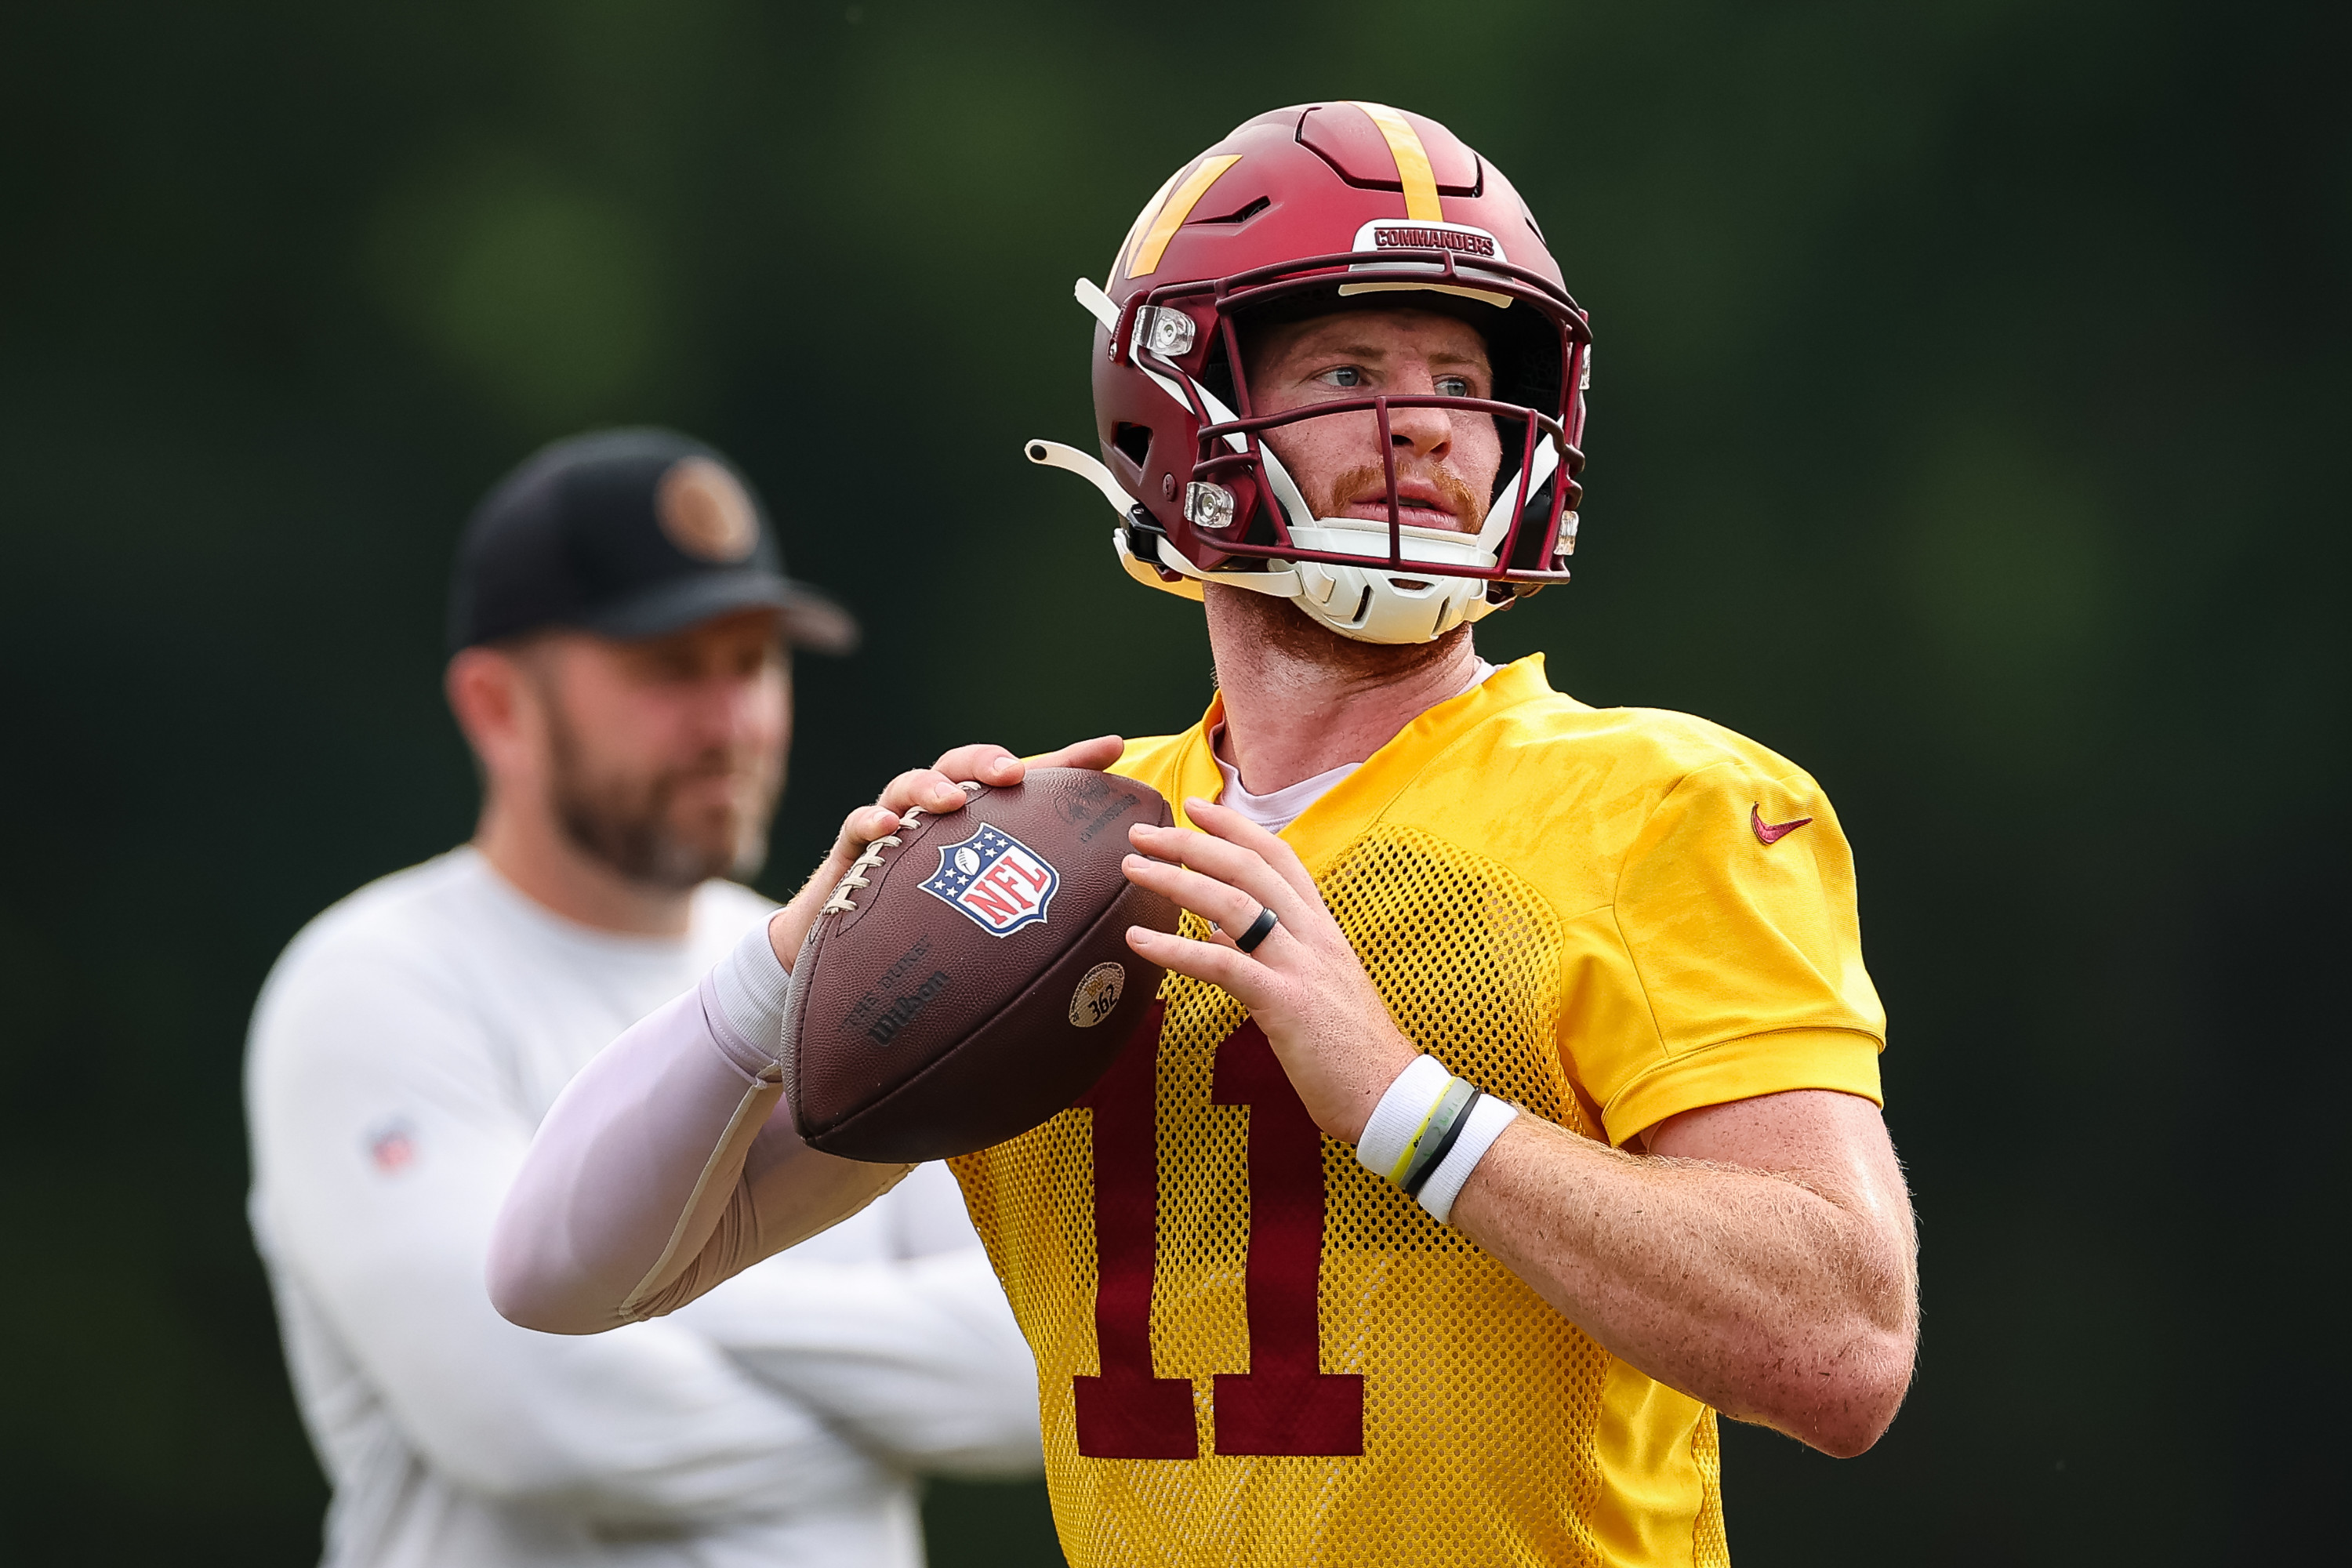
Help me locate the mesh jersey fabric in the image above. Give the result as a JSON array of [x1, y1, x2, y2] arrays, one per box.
[[950, 654, 1886, 1567]]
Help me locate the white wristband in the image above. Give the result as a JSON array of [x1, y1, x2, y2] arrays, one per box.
[[1354, 1055, 1455, 1178], [709, 915, 793, 1054], [1415, 1095, 1519, 1224]]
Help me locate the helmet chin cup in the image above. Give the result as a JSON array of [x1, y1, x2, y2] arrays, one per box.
[[1284, 519, 1501, 644], [1290, 559, 1498, 644]]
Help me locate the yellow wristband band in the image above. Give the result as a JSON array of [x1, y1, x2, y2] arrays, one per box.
[[1385, 1094, 1448, 1187]]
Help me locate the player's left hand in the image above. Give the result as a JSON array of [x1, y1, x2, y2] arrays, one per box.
[[771, 735, 1125, 970], [1122, 798, 1419, 1144]]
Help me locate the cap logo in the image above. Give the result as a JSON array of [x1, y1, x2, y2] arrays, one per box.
[[656, 457, 759, 563]]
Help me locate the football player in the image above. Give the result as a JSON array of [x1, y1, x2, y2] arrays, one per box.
[[493, 106, 1918, 1566]]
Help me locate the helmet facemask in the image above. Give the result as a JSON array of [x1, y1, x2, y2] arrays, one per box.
[[1026, 102, 1592, 645], [1108, 252, 1587, 644]]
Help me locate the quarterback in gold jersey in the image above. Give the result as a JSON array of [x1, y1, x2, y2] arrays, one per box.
[[495, 102, 1918, 1567], [956, 105, 1912, 1564]]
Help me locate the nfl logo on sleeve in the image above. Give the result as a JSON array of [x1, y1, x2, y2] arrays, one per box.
[[920, 825, 1061, 936]]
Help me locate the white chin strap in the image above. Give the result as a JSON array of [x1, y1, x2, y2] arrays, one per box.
[[1041, 278, 1552, 644]]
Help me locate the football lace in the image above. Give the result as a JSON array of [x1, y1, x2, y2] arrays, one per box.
[[820, 781, 984, 914]]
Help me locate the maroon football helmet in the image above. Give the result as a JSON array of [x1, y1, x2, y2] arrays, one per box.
[[1028, 102, 1592, 644]]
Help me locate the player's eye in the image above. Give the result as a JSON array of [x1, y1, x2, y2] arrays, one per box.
[[1436, 375, 1472, 397], [1316, 365, 1365, 390]]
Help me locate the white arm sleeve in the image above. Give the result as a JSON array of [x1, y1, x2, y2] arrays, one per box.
[[246, 953, 872, 1526], [667, 1164, 1044, 1479], [491, 923, 906, 1334]]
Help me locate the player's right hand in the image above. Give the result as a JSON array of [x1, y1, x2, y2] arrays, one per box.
[[768, 736, 1124, 969]]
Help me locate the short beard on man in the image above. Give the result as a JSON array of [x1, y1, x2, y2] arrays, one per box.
[[1209, 582, 1474, 691], [540, 693, 782, 890]]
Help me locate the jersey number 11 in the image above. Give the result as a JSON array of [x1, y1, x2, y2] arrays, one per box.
[[1073, 1004, 1366, 1459]]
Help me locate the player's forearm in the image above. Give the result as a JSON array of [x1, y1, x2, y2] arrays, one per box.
[[488, 982, 772, 1333], [491, 922, 901, 1334], [1450, 1116, 1916, 1457]]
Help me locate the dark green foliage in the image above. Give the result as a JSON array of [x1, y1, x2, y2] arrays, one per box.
[[0, 2, 2343, 1563]]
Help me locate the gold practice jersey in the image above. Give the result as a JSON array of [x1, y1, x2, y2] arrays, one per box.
[[950, 656, 1886, 1567]]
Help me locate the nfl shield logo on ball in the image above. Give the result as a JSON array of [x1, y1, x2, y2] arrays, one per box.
[[919, 825, 1061, 936]]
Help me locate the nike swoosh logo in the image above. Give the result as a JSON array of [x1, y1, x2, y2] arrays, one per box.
[[1751, 804, 1813, 845]]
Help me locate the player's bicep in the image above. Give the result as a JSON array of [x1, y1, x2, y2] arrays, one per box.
[[1645, 1088, 1909, 1231]]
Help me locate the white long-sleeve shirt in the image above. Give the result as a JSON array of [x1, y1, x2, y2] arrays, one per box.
[[245, 848, 1041, 1568]]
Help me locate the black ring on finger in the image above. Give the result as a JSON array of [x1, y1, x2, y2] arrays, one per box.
[[1234, 906, 1280, 954]]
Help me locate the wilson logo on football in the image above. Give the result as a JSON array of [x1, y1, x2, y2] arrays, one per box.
[[919, 826, 1060, 936]]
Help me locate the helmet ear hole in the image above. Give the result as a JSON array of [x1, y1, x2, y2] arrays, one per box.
[[1111, 423, 1152, 470]]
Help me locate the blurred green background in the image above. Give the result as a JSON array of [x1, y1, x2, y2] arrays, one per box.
[[2, 0, 2345, 1562]]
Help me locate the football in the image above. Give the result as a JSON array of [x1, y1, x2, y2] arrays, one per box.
[[781, 767, 1181, 1162]]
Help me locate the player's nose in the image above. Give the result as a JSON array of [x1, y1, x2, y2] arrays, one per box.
[[1386, 396, 1452, 461]]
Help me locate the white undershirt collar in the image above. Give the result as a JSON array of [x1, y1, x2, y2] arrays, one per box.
[[1210, 659, 1496, 834]]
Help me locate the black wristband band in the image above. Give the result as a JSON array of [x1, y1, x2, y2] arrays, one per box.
[[1399, 1082, 1483, 1198]]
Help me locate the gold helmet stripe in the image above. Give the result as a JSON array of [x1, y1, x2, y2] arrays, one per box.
[[1348, 101, 1443, 222], [1110, 165, 1185, 284], [1125, 154, 1243, 279]]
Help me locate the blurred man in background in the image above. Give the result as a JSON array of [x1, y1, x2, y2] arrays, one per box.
[[245, 429, 1043, 1568]]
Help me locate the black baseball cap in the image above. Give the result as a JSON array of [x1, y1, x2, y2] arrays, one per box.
[[447, 427, 858, 655]]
